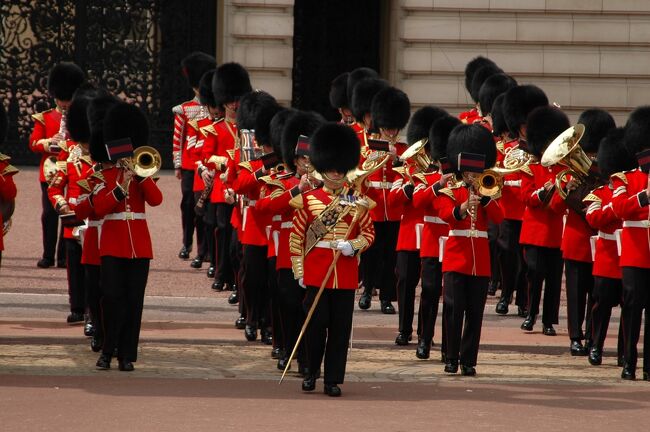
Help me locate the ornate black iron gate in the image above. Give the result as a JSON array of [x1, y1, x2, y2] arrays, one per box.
[[0, 0, 216, 167]]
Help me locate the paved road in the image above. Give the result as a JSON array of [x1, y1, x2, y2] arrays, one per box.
[[1, 168, 648, 431]]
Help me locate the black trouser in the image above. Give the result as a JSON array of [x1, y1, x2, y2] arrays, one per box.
[[65, 239, 85, 314], [100, 256, 149, 362], [419, 257, 442, 346], [268, 257, 281, 346], [488, 221, 501, 285], [304, 286, 355, 384], [524, 245, 563, 325], [230, 229, 245, 317], [192, 191, 208, 259], [362, 221, 399, 301], [497, 219, 528, 308], [85, 264, 102, 341], [277, 268, 306, 359], [242, 244, 268, 327], [204, 202, 216, 268], [180, 169, 196, 250], [443, 272, 488, 367], [565, 259, 594, 341], [621, 266, 650, 372], [396, 250, 421, 335], [591, 276, 622, 352], [40, 182, 65, 262], [215, 203, 234, 284]]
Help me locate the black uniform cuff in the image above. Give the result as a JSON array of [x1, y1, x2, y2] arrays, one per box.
[[637, 191, 650, 208], [432, 183, 443, 196], [453, 205, 465, 220], [479, 196, 491, 207], [254, 168, 265, 181], [403, 183, 414, 200], [290, 185, 301, 198], [112, 185, 127, 201]]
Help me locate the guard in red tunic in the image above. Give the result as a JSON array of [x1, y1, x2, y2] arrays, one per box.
[[516, 104, 569, 336], [290, 123, 375, 397], [612, 106, 650, 381], [437, 124, 504, 376], [584, 127, 634, 367], [411, 111, 458, 360], [459, 56, 498, 125], [173, 52, 216, 260], [29, 62, 84, 268], [550, 109, 615, 355], [0, 104, 18, 270], [201, 63, 252, 289], [91, 102, 163, 372], [329, 72, 355, 127], [48, 89, 96, 326], [346, 67, 379, 137]]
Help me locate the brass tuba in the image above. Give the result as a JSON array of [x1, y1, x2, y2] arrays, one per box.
[[132, 146, 162, 177], [399, 139, 431, 173]]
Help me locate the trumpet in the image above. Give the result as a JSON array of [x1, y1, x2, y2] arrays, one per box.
[[119, 146, 162, 178]]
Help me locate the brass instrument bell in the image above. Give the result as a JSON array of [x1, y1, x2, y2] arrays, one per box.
[[541, 124, 592, 200]]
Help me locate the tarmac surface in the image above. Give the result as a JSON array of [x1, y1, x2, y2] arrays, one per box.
[[1, 168, 648, 431]]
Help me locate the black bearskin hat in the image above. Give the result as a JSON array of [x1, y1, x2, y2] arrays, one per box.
[[236, 90, 278, 131], [181, 52, 216, 89], [526, 105, 570, 158], [280, 110, 325, 172], [270, 108, 296, 166], [254, 96, 283, 148], [464, 56, 497, 94], [0, 103, 7, 145], [66, 85, 98, 143], [503, 85, 548, 138], [350, 78, 389, 123], [478, 73, 517, 117], [577, 109, 616, 154], [469, 64, 503, 103], [371, 86, 410, 131], [624, 105, 650, 156], [212, 62, 252, 107], [598, 127, 636, 178], [430, 115, 462, 162], [87, 92, 120, 162], [103, 102, 150, 155], [447, 124, 497, 173], [347, 67, 379, 102], [47, 62, 85, 101], [198, 70, 217, 108], [310, 122, 360, 174], [329, 72, 350, 109], [406, 106, 449, 145], [490, 93, 509, 137]]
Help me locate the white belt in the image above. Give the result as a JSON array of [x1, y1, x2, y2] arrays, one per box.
[[367, 181, 393, 189], [87, 220, 103, 228], [103, 212, 146, 221], [315, 241, 338, 249], [423, 215, 445, 224], [598, 231, 617, 241], [272, 215, 282, 222], [280, 221, 293, 229], [503, 180, 521, 187], [448, 229, 488, 238], [68, 197, 78, 205], [623, 220, 650, 228], [245, 199, 257, 207]]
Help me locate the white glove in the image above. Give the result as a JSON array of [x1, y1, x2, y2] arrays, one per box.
[[335, 240, 355, 257], [201, 168, 214, 184], [298, 277, 305, 288]]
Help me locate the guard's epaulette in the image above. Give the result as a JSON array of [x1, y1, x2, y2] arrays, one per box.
[[80, 154, 93, 165], [187, 120, 199, 131], [260, 176, 286, 190], [582, 193, 602, 203], [238, 161, 254, 173], [276, 171, 295, 180], [519, 164, 534, 176], [56, 160, 68, 174], [437, 187, 456, 200], [496, 140, 505, 154], [31, 109, 53, 124], [392, 166, 407, 178], [0, 153, 10, 162], [200, 124, 217, 136], [1, 164, 19, 177], [59, 141, 69, 153], [289, 193, 304, 209], [611, 172, 627, 184], [90, 171, 106, 184], [413, 173, 427, 185], [172, 104, 184, 115], [77, 179, 92, 193], [226, 149, 236, 160]]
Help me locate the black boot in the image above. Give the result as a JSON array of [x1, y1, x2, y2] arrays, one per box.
[[415, 339, 430, 359]]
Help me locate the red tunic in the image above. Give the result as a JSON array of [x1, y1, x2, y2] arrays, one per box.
[[47, 145, 94, 239], [203, 119, 237, 204], [412, 171, 449, 258], [497, 139, 525, 221], [436, 184, 504, 276], [363, 143, 407, 222], [519, 163, 565, 248], [29, 108, 65, 183], [190, 117, 213, 192], [0, 155, 18, 251], [584, 185, 622, 279], [388, 167, 425, 252], [91, 167, 163, 259], [230, 159, 269, 247], [289, 186, 375, 289], [74, 166, 106, 266], [459, 108, 482, 125], [171, 98, 204, 170], [611, 169, 650, 269]]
